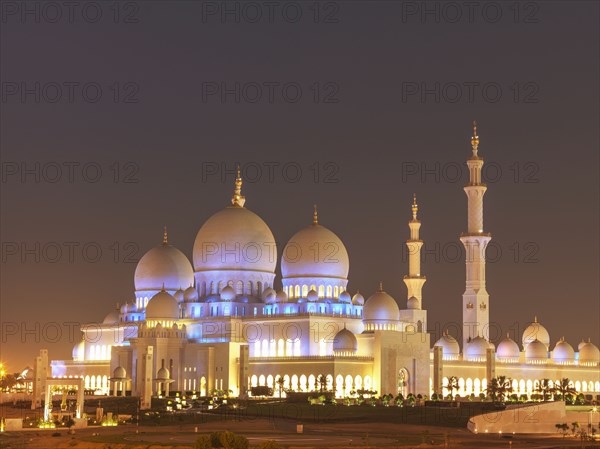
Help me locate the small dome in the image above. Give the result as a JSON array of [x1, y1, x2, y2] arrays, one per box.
[[262, 287, 276, 304], [113, 366, 126, 379], [465, 336, 491, 360], [433, 332, 460, 359], [146, 290, 179, 320], [333, 327, 358, 353], [184, 286, 198, 302], [352, 292, 365, 305], [72, 340, 85, 361], [579, 340, 600, 364], [522, 317, 550, 349], [496, 335, 520, 360], [156, 367, 170, 380], [307, 289, 319, 302], [578, 339, 587, 351], [525, 339, 548, 361], [553, 338, 575, 363], [220, 285, 236, 301], [363, 285, 400, 323], [407, 296, 419, 310], [134, 238, 194, 292], [275, 290, 288, 303], [338, 291, 351, 303], [103, 310, 119, 324], [173, 288, 185, 303]]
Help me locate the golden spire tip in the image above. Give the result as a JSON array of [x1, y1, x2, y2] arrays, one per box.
[[470, 120, 480, 156], [313, 204, 318, 225], [411, 193, 418, 220], [378, 281, 383, 291], [163, 225, 168, 245], [231, 164, 246, 207]]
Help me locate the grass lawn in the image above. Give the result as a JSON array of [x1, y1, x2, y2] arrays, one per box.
[[211, 401, 495, 427]]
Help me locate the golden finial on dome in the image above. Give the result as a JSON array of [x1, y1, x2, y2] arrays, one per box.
[[231, 164, 246, 207], [534, 316, 538, 323], [162, 225, 168, 245], [313, 204, 318, 225], [161, 282, 165, 292], [471, 120, 480, 156], [411, 193, 418, 220], [378, 281, 384, 291]]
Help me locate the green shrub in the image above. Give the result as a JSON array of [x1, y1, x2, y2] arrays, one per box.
[[195, 435, 212, 449]]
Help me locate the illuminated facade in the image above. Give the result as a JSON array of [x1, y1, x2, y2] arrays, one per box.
[[45, 125, 599, 406]]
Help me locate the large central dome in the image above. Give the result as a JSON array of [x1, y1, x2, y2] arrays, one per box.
[[193, 206, 276, 273], [191, 171, 277, 302]]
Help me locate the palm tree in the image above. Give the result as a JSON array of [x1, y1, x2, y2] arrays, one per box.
[[535, 378, 553, 401], [275, 376, 285, 398], [317, 375, 327, 393], [486, 376, 513, 403], [554, 378, 577, 401], [446, 376, 459, 400]]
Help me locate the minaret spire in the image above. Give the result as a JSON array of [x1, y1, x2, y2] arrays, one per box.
[[411, 193, 418, 220], [162, 225, 168, 245], [313, 204, 318, 225], [231, 165, 246, 207], [461, 121, 492, 348], [471, 120, 479, 157]]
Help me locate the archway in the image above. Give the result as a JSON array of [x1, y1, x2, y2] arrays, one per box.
[[398, 368, 409, 396]]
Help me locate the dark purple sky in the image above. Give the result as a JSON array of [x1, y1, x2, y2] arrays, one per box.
[[1, 1, 598, 370]]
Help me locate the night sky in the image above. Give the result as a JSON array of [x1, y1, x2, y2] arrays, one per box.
[[1, 1, 598, 371]]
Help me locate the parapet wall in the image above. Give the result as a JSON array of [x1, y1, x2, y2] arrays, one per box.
[[468, 401, 595, 434]]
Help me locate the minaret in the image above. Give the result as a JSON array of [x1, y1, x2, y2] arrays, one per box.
[[460, 122, 492, 348], [400, 194, 427, 333], [403, 194, 426, 307]]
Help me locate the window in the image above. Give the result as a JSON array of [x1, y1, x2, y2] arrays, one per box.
[[318, 285, 324, 298], [326, 286, 332, 297]]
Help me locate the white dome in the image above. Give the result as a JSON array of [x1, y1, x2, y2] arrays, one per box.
[[193, 206, 276, 273], [579, 340, 600, 364], [496, 335, 520, 360], [134, 238, 194, 292], [352, 291, 365, 305], [146, 290, 179, 320], [113, 366, 126, 379], [522, 317, 550, 349], [156, 367, 170, 380], [281, 211, 349, 280], [338, 290, 351, 303], [433, 332, 460, 359], [407, 296, 419, 310], [184, 286, 198, 302], [525, 339, 548, 360], [173, 288, 185, 303], [103, 310, 119, 324], [333, 327, 358, 353], [275, 290, 288, 303], [72, 340, 85, 361], [220, 285, 236, 301], [465, 336, 491, 360], [363, 285, 400, 322], [262, 287, 276, 303], [307, 289, 319, 302], [552, 338, 575, 363]]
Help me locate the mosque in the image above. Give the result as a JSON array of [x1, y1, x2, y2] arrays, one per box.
[[42, 125, 599, 409]]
